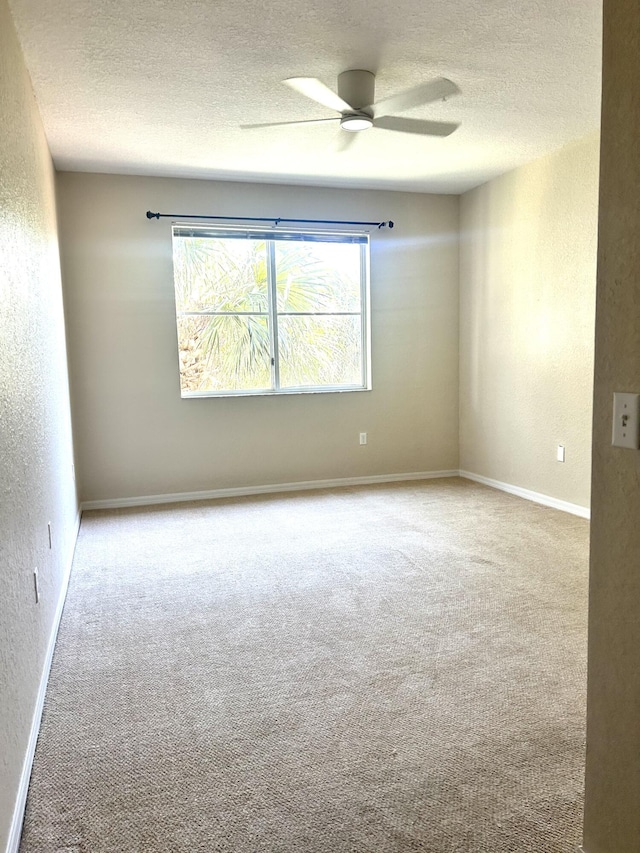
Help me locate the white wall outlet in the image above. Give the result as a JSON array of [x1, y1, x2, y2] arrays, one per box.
[[33, 568, 40, 604], [359, 432, 367, 445], [557, 444, 566, 463], [48, 521, 52, 549], [612, 392, 640, 449]]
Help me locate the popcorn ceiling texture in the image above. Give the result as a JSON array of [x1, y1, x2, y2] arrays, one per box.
[[7, 0, 602, 193], [459, 133, 599, 510], [0, 1, 78, 849]]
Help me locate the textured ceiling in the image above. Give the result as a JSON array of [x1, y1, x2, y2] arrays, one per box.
[[8, 0, 602, 193]]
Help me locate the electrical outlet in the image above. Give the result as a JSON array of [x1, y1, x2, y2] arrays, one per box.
[[359, 432, 367, 445], [33, 568, 40, 604], [48, 521, 52, 549], [557, 444, 565, 463]]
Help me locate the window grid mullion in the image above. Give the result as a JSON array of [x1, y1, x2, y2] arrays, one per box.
[[275, 311, 360, 317], [178, 311, 269, 317], [266, 241, 280, 390]]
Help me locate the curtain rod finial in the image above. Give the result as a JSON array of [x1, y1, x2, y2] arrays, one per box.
[[146, 211, 160, 219]]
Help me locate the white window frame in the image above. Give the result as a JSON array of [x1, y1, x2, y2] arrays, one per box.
[[171, 224, 372, 398]]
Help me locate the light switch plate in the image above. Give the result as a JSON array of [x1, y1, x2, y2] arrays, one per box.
[[612, 392, 640, 449]]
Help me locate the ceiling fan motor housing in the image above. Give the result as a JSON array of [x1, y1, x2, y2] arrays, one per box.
[[338, 69, 375, 111]]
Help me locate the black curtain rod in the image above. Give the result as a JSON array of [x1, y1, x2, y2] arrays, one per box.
[[146, 211, 394, 229]]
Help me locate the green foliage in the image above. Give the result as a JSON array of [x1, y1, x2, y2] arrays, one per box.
[[173, 235, 363, 393]]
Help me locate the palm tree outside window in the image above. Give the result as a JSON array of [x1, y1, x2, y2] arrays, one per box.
[[171, 225, 371, 397]]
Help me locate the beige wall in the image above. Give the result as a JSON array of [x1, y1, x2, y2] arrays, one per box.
[[0, 1, 78, 849], [57, 173, 460, 503], [458, 135, 599, 510], [584, 1, 640, 850]]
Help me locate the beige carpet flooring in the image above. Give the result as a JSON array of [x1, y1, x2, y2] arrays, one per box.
[[19, 478, 589, 852]]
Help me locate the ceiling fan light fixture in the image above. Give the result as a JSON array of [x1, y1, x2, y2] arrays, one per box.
[[340, 114, 373, 132]]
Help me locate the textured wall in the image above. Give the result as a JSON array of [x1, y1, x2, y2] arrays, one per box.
[[459, 135, 599, 509], [583, 2, 640, 850], [0, 1, 78, 848], [57, 173, 460, 503]]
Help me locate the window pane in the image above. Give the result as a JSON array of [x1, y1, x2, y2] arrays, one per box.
[[177, 315, 271, 394], [278, 315, 363, 388], [275, 241, 361, 313], [173, 237, 268, 313]]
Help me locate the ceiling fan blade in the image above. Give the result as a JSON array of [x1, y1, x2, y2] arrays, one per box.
[[284, 77, 353, 113], [374, 116, 460, 136], [240, 117, 340, 130], [371, 77, 460, 118]]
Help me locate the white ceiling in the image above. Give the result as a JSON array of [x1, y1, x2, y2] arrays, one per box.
[[8, 0, 602, 193]]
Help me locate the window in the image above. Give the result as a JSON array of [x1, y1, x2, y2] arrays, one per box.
[[171, 225, 371, 397]]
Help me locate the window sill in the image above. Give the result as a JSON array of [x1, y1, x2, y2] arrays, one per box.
[[181, 385, 372, 399]]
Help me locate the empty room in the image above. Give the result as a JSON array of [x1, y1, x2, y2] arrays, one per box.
[[2, 1, 640, 852]]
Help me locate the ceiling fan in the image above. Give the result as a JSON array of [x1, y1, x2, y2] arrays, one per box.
[[241, 70, 461, 139]]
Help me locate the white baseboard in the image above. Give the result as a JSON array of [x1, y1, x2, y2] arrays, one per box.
[[80, 470, 590, 518], [459, 470, 590, 519], [6, 510, 81, 853], [80, 470, 460, 511]]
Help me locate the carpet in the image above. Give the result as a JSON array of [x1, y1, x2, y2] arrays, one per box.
[[19, 478, 589, 852]]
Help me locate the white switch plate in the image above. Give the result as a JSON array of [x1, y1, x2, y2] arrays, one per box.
[[557, 444, 565, 462], [359, 432, 367, 445], [612, 392, 640, 449], [33, 568, 39, 604]]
